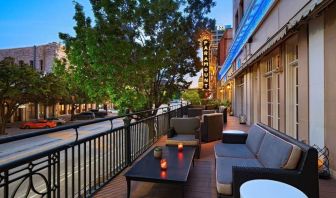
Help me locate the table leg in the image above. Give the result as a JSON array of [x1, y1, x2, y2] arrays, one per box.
[[127, 178, 131, 198], [182, 184, 184, 198]]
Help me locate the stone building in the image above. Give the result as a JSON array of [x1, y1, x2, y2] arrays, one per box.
[[0, 42, 66, 74], [0, 43, 98, 122], [218, 0, 336, 175]]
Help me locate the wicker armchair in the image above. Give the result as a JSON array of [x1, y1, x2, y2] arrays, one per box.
[[166, 117, 201, 158]]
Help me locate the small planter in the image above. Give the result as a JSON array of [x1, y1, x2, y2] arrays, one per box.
[[154, 147, 163, 159]]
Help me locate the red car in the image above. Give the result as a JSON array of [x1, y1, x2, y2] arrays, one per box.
[[20, 120, 57, 129]]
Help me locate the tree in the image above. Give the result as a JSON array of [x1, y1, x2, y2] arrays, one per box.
[[60, 0, 215, 113], [0, 57, 41, 134], [53, 59, 92, 120], [181, 89, 201, 104], [37, 73, 66, 119]]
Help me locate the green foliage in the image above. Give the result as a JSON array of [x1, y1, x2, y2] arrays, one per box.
[[0, 57, 42, 134], [60, 0, 215, 112], [181, 90, 201, 105], [222, 99, 231, 108], [53, 59, 93, 120]]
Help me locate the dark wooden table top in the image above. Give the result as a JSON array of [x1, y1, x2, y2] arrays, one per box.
[[124, 146, 196, 183]]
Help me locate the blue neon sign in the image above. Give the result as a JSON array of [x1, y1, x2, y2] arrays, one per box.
[[218, 0, 275, 80]]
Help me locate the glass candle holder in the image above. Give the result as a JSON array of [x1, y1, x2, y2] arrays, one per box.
[[160, 159, 167, 170], [178, 143, 183, 152]]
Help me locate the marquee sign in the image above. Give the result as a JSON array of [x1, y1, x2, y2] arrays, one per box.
[[202, 39, 210, 89]]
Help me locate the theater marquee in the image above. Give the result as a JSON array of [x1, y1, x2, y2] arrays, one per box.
[[202, 39, 210, 89]]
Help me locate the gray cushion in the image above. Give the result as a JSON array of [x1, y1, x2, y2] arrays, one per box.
[[166, 134, 199, 146], [216, 157, 263, 195], [257, 133, 297, 169], [214, 143, 255, 159], [170, 117, 200, 134], [246, 125, 266, 154]]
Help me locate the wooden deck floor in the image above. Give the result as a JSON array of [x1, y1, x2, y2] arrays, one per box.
[[94, 116, 336, 198]]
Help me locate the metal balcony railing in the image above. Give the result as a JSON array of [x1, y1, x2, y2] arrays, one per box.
[[0, 103, 188, 198]]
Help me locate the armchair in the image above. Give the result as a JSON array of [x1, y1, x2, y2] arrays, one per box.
[[201, 113, 224, 142], [166, 117, 201, 158]]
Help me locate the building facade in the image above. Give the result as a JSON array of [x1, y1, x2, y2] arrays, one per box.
[[0, 43, 99, 122], [217, 28, 233, 102], [218, 0, 336, 175]]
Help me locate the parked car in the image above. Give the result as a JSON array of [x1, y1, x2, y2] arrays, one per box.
[[20, 120, 57, 129], [46, 117, 66, 126], [73, 112, 95, 120], [89, 109, 108, 118]]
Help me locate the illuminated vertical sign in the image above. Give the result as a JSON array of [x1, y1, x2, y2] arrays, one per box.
[[202, 39, 210, 89]]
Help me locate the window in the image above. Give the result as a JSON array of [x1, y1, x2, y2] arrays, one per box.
[[40, 60, 44, 71], [285, 36, 299, 139], [30, 60, 34, 67], [264, 55, 280, 129]]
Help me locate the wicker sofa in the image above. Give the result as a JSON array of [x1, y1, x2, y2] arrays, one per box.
[[166, 117, 201, 158], [214, 123, 318, 198]]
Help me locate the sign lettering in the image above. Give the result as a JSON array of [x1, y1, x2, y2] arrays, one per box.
[[202, 39, 210, 89]]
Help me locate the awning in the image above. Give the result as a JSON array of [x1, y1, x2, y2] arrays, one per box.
[[227, 0, 332, 80], [218, 0, 276, 80]]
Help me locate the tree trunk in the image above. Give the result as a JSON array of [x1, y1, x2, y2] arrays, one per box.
[[34, 103, 39, 119], [70, 104, 76, 121], [0, 119, 6, 135], [44, 104, 48, 119], [0, 107, 7, 134]]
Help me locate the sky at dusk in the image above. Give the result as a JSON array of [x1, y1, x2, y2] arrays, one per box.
[[0, 0, 233, 88], [0, 0, 232, 48]]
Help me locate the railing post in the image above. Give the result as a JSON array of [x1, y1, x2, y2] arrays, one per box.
[[167, 103, 171, 129], [123, 108, 132, 166], [180, 100, 183, 117]]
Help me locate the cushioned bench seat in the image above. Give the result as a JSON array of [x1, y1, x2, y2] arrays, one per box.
[[216, 157, 263, 195], [214, 143, 255, 159], [214, 123, 307, 197]]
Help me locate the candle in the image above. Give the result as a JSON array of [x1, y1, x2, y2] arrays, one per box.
[[160, 159, 167, 170], [178, 143, 183, 152]]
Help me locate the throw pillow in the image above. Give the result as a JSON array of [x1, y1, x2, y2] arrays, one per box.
[[167, 127, 176, 138]]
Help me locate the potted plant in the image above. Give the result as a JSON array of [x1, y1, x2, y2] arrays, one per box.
[[154, 146, 163, 158]]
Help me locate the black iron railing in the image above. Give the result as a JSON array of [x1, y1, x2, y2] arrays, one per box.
[[0, 103, 188, 198]]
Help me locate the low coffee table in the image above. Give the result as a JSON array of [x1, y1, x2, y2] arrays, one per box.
[[124, 146, 196, 198]]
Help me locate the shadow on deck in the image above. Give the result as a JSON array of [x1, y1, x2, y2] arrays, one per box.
[[94, 116, 336, 198]]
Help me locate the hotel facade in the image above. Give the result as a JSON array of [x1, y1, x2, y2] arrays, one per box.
[[217, 0, 336, 174]]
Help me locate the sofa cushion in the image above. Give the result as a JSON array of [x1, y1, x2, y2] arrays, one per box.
[[257, 133, 302, 169], [214, 143, 255, 159], [166, 134, 199, 146], [246, 125, 267, 154], [216, 157, 263, 195], [170, 117, 200, 134]]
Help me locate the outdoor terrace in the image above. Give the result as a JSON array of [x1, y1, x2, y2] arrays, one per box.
[[95, 116, 336, 198]]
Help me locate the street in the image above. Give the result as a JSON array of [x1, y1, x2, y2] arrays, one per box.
[[0, 116, 157, 198], [0, 118, 124, 164]]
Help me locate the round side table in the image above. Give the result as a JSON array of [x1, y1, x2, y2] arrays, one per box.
[[240, 179, 307, 198]]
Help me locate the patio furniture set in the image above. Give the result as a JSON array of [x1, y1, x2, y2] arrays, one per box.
[[124, 106, 318, 198]]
